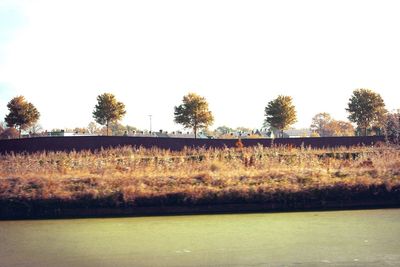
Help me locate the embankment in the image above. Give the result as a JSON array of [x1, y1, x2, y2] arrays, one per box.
[[0, 135, 386, 154], [1, 184, 399, 220]]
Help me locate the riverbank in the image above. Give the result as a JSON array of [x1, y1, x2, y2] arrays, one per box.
[[1, 145, 399, 219], [1, 196, 400, 220]]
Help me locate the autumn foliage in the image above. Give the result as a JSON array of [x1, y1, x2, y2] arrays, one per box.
[[174, 93, 214, 139], [4, 96, 40, 138]]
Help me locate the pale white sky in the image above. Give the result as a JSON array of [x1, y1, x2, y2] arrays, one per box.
[[1, 0, 400, 132]]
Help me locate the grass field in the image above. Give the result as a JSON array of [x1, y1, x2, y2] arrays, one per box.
[[1, 144, 400, 210]]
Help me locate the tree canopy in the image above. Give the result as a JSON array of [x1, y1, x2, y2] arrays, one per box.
[[174, 93, 214, 139], [310, 112, 332, 137], [264, 95, 297, 137], [0, 127, 19, 139], [384, 110, 400, 143], [108, 122, 139, 136], [326, 120, 355, 136], [346, 89, 386, 136], [215, 126, 234, 135], [310, 112, 354, 137], [92, 93, 126, 136], [4, 96, 40, 138], [235, 127, 252, 133]]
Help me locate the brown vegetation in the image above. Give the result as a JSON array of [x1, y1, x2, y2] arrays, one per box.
[[1, 145, 400, 210]]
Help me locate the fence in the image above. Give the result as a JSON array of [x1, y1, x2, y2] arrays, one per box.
[[0, 135, 386, 154]]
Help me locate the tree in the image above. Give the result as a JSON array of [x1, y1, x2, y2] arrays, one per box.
[[92, 93, 126, 136], [101, 123, 139, 136], [235, 127, 252, 133], [87, 122, 100, 134], [108, 122, 125, 136], [264, 95, 297, 137], [310, 113, 355, 137], [126, 125, 139, 135], [29, 123, 43, 135], [0, 127, 19, 139], [384, 110, 400, 143], [174, 93, 214, 139], [325, 120, 355, 136], [73, 127, 87, 134], [4, 96, 40, 138], [310, 112, 333, 137], [215, 126, 233, 136], [371, 110, 388, 136], [346, 89, 387, 136]]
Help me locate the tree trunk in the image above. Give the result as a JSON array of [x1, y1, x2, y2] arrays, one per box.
[[106, 121, 109, 136], [194, 108, 198, 139], [19, 126, 21, 139], [364, 127, 368, 136]]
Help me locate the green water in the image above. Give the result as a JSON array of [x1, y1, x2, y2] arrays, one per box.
[[0, 209, 399, 267]]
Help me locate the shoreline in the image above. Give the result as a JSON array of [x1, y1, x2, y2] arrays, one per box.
[[1, 199, 399, 220]]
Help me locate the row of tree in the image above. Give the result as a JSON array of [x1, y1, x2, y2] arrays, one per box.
[[1, 89, 399, 139]]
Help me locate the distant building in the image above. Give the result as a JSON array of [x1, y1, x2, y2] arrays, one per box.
[[48, 130, 96, 137], [259, 128, 312, 138], [281, 129, 312, 138], [154, 130, 170, 138], [167, 131, 209, 139], [131, 131, 157, 137], [48, 130, 74, 137], [130, 130, 209, 139], [258, 128, 275, 138]]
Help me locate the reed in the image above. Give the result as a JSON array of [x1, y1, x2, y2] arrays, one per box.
[[1, 144, 399, 207]]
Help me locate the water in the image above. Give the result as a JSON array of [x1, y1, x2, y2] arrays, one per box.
[[1, 209, 399, 267]]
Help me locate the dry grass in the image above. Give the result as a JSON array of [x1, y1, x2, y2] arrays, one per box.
[[1, 144, 400, 207]]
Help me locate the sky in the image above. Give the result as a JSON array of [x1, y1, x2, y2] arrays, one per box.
[[1, 0, 400, 132]]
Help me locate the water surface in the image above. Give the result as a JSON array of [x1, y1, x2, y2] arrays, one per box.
[[1, 209, 399, 266]]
